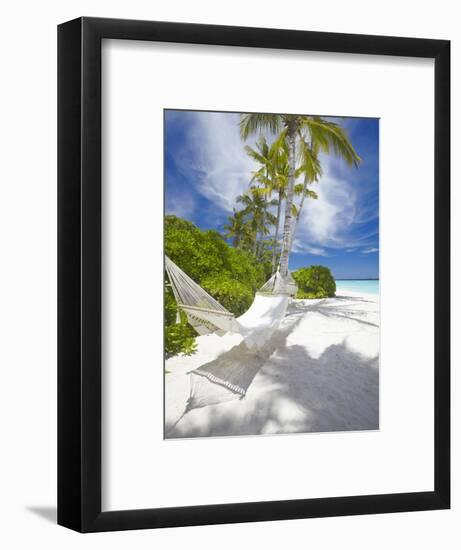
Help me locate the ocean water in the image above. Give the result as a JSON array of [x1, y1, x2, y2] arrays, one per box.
[[335, 279, 379, 295]]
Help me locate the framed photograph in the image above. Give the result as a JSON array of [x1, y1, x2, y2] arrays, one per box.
[[58, 17, 450, 532]]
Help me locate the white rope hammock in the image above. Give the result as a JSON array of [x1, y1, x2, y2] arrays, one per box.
[[165, 256, 236, 335], [165, 255, 297, 344]]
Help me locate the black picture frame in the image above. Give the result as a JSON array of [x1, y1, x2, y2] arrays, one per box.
[[58, 17, 450, 532]]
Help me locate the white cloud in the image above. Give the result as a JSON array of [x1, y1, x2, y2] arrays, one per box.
[[294, 157, 358, 249], [165, 190, 195, 218], [291, 240, 328, 256], [173, 112, 256, 212], [361, 247, 379, 254], [168, 111, 378, 253]]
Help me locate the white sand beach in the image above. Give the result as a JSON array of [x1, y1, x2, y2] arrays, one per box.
[[165, 291, 379, 439]]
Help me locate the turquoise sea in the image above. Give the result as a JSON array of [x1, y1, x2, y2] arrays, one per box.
[[335, 279, 379, 296]]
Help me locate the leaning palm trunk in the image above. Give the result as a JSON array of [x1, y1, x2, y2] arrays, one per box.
[[258, 203, 266, 260], [279, 131, 296, 277], [271, 191, 283, 274], [257, 230, 264, 259]]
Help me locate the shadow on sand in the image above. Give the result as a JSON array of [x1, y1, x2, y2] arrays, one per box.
[[185, 304, 306, 406], [166, 298, 379, 438], [305, 296, 379, 328]]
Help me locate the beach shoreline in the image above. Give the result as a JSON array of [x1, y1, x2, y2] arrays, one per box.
[[165, 291, 379, 439]]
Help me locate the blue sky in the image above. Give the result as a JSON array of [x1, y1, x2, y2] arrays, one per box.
[[165, 110, 379, 279]]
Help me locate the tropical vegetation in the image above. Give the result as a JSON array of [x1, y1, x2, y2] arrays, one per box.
[[239, 114, 360, 275], [164, 215, 270, 357], [293, 265, 336, 299], [165, 113, 360, 356]]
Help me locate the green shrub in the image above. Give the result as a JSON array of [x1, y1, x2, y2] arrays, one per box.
[[165, 320, 197, 357], [293, 265, 336, 299], [164, 286, 178, 325], [164, 287, 198, 357], [202, 275, 253, 316], [164, 215, 269, 356], [165, 216, 268, 290]]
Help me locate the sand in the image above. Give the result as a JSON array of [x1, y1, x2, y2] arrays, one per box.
[[165, 291, 379, 438]]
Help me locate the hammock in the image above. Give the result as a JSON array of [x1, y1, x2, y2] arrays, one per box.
[[165, 301, 306, 435], [164, 257, 299, 430], [165, 255, 297, 346], [165, 256, 236, 336]]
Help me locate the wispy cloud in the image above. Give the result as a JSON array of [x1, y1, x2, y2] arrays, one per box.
[[165, 189, 195, 218], [168, 111, 256, 212], [166, 111, 379, 256], [295, 164, 355, 249], [291, 240, 328, 256]]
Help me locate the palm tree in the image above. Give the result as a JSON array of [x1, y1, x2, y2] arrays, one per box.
[[237, 189, 276, 257], [245, 132, 291, 273], [268, 133, 322, 273], [240, 114, 360, 277], [223, 208, 249, 248], [248, 186, 278, 259], [245, 136, 274, 258]]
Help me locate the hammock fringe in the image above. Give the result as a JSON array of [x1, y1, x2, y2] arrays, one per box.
[[189, 370, 246, 397]]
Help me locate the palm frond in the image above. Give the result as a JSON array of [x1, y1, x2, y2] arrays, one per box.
[[298, 139, 322, 182], [239, 113, 283, 140], [294, 182, 305, 195], [244, 145, 268, 166], [303, 117, 361, 167], [304, 188, 318, 199]]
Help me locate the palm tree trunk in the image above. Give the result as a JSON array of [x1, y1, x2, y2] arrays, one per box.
[[271, 191, 283, 274], [257, 230, 263, 260], [258, 167, 269, 262], [279, 130, 296, 277], [260, 212, 266, 260]]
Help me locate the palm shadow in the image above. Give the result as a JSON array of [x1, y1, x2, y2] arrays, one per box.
[[293, 296, 379, 328], [165, 304, 306, 434], [169, 340, 379, 438], [166, 296, 379, 438]]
